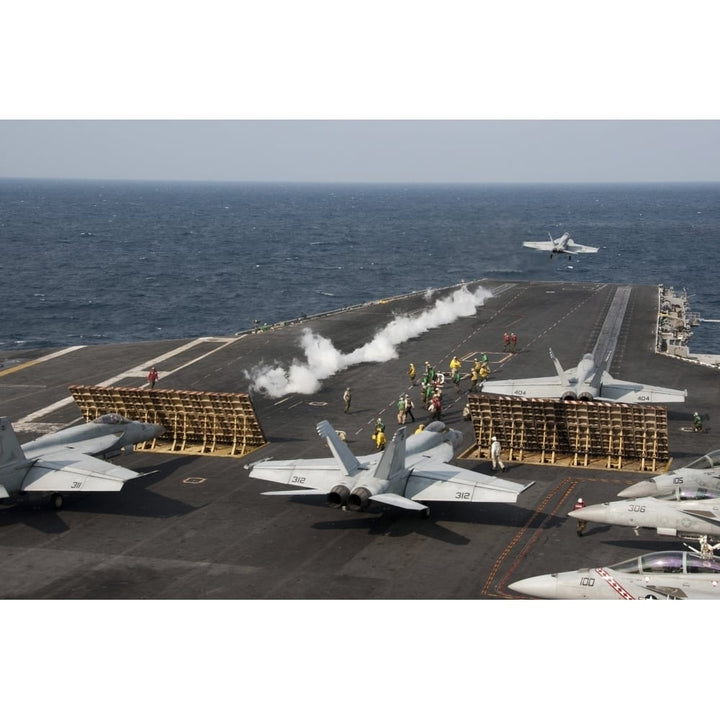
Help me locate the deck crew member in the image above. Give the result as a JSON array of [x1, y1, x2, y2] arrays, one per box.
[[490, 435, 505, 472], [573, 497, 587, 536]]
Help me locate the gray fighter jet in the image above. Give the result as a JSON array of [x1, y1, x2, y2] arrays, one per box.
[[568, 495, 720, 543], [619, 448, 720, 499], [522, 231, 599, 259], [509, 549, 720, 599], [482, 347, 687, 403], [246, 420, 533, 517], [0, 414, 165, 508]]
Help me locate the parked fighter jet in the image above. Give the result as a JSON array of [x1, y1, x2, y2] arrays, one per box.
[[0, 414, 165, 508], [619, 449, 720, 499], [246, 420, 533, 517], [568, 496, 720, 543], [508, 550, 720, 599], [481, 347, 687, 403], [522, 231, 599, 259]]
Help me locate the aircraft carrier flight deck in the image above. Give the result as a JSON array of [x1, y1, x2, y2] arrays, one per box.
[[0, 279, 718, 599]]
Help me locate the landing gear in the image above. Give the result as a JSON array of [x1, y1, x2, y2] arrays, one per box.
[[50, 493, 64, 510], [421, 508, 431, 519]]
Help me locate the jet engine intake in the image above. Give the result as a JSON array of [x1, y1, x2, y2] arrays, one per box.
[[326, 485, 350, 508], [347, 487, 372, 511]]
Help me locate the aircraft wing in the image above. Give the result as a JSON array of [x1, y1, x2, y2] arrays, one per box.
[[248, 458, 346, 493], [598, 374, 687, 403], [20, 453, 140, 493], [566, 240, 599, 254], [405, 461, 533, 503], [522, 241, 554, 251], [482, 375, 564, 399]]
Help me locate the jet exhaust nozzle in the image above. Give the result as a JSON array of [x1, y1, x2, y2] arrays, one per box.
[[347, 487, 372, 511], [327, 485, 350, 508], [560, 391, 577, 401], [578, 392, 595, 402]]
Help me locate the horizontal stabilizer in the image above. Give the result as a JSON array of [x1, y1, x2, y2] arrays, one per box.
[[370, 493, 428, 511]]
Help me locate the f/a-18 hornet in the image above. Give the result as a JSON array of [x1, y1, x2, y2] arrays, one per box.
[[509, 549, 720, 599], [522, 231, 599, 259], [619, 448, 720, 500], [482, 347, 687, 403], [246, 420, 533, 517], [0, 413, 165, 508]]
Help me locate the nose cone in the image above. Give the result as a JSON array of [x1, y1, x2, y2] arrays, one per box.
[[568, 504, 609, 523], [618, 479, 657, 498], [509, 574, 559, 599], [142, 423, 165, 440]]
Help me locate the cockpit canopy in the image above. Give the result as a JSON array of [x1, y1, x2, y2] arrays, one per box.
[[684, 449, 720, 471], [608, 551, 720, 575], [423, 421, 450, 434], [92, 413, 130, 425], [658, 487, 720, 501]]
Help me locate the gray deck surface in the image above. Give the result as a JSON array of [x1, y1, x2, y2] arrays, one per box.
[[1, 279, 717, 599]]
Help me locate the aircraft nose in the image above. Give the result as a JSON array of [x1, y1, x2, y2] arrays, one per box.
[[508, 574, 559, 599], [151, 423, 166, 438], [568, 504, 608, 523], [617, 480, 657, 498]]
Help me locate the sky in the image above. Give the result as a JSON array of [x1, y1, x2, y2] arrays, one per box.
[[2, 2, 720, 184], [2, 119, 719, 183]]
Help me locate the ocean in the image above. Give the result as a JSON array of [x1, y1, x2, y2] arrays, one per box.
[[2, 179, 719, 354]]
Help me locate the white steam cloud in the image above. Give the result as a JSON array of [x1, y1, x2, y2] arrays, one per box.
[[247, 284, 492, 398]]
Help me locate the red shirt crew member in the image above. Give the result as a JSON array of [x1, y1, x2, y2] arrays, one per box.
[[147, 366, 159, 389], [573, 497, 587, 536]]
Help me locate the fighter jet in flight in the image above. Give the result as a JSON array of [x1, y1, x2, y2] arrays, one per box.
[[0, 413, 165, 508], [246, 420, 533, 517], [481, 347, 687, 403], [523, 232, 598, 260], [619, 448, 720, 499], [568, 495, 720, 543], [522, 231, 599, 259], [508, 549, 720, 599]]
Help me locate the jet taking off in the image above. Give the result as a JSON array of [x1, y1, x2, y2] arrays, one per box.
[[522, 231, 599, 259], [0, 414, 165, 508], [482, 347, 687, 403], [246, 420, 533, 517], [509, 550, 720, 599], [619, 449, 720, 499]]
